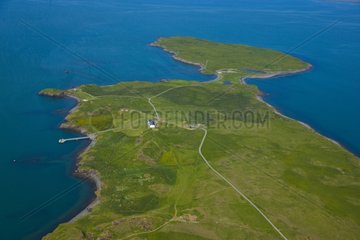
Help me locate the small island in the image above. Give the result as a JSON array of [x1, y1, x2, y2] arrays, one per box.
[[42, 37, 359, 240]]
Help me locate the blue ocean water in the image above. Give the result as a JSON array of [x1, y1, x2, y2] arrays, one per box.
[[0, 0, 359, 239]]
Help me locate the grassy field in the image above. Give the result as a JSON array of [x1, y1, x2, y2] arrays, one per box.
[[42, 37, 359, 240]]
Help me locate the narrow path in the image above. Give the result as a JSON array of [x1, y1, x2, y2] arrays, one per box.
[[148, 97, 160, 121], [152, 86, 186, 98], [198, 128, 288, 240], [120, 203, 178, 240], [142, 86, 287, 239], [148, 86, 187, 121]]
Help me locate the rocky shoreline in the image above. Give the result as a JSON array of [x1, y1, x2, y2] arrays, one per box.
[[152, 39, 352, 155], [39, 91, 102, 224]]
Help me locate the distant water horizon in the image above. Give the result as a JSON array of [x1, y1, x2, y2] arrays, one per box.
[[0, 0, 359, 239]]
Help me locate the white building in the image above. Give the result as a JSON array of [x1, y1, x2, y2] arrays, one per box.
[[147, 120, 156, 128]]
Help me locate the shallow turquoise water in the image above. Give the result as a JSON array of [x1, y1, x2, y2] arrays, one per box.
[[0, 0, 359, 239]]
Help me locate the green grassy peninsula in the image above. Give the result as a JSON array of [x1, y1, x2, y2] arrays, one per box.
[[42, 37, 359, 240]]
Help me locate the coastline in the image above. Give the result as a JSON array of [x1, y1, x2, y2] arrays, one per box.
[[153, 40, 356, 156], [240, 71, 359, 157], [150, 41, 211, 77], [253, 90, 357, 158], [41, 40, 355, 236], [245, 71, 360, 157], [39, 92, 102, 224]]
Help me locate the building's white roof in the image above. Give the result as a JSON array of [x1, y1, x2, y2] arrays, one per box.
[[147, 120, 156, 128]]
